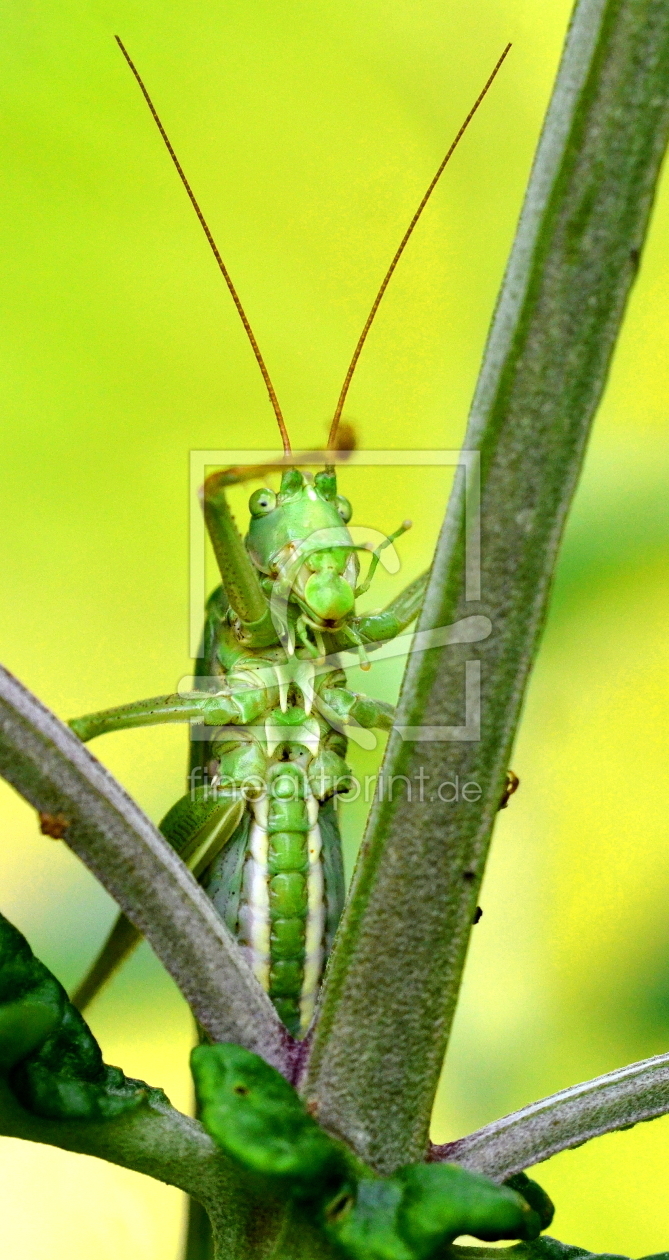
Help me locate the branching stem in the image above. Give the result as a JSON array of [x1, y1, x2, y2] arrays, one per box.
[[433, 1052, 669, 1181]]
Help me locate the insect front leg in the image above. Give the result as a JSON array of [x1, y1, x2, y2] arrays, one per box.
[[353, 568, 431, 642], [202, 468, 278, 649], [68, 690, 244, 743], [319, 685, 395, 732]]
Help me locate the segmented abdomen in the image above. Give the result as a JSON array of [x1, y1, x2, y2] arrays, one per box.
[[236, 763, 323, 1037], [202, 735, 345, 1039]]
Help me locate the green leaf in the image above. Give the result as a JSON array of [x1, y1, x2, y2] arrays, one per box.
[[191, 1043, 350, 1198], [0, 910, 271, 1256], [0, 910, 159, 1120], [397, 1164, 541, 1251], [330, 1179, 411, 1260], [0, 999, 59, 1071], [303, 0, 669, 1172], [191, 1047, 545, 1259], [328, 1163, 541, 1260]]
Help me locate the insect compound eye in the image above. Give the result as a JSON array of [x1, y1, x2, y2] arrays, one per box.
[[336, 495, 352, 523], [248, 488, 277, 518]]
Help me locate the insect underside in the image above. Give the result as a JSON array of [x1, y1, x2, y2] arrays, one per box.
[[70, 458, 428, 1037], [65, 41, 509, 1037]]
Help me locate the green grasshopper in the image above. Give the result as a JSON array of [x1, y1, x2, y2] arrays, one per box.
[[66, 40, 510, 1039]]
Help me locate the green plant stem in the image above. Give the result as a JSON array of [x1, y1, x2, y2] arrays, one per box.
[[0, 664, 288, 1072], [0, 1069, 302, 1260], [303, 0, 669, 1174], [184, 1199, 215, 1260], [433, 1051, 669, 1180], [0, 1077, 257, 1254]]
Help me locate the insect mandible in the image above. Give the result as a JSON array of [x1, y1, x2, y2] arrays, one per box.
[[65, 38, 511, 1039]]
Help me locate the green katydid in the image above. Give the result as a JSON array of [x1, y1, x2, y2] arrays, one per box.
[[65, 39, 513, 1040]]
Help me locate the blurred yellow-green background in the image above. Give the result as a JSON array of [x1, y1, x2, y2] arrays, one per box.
[[2, 1, 669, 1255]]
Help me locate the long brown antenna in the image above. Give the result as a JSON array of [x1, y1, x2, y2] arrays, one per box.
[[327, 43, 511, 455], [115, 36, 291, 455]]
